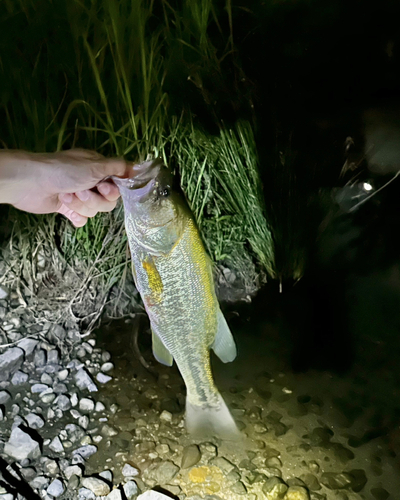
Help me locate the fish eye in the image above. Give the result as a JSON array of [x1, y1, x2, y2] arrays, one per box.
[[162, 188, 169, 197]]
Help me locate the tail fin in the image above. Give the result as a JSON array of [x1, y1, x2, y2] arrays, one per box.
[[185, 393, 241, 441]]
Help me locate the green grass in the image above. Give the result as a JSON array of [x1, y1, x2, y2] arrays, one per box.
[[0, 0, 274, 327]]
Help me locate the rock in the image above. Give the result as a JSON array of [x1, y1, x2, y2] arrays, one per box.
[[57, 369, 69, 381], [99, 470, 113, 482], [20, 467, 37, 481], [181, 444, 201, 468], [123, 481, 138, 499], [47, 350, 59, 364], [156, 444, 170, 454], [0, 286, 9, 299], [18, 338, 39, 358], [34, 349, 47, 367], [101, 424, 118, 437], [26, 412, 45, 429], [262, 476, 288, 498], [159, 410, 172, 423], [320, 472, 352, 490], [70, 393, 79, 407], [0, 390, 11, 404], [101, 351, 111, 362], [81, 477, 111, 496], [4, 426, 41, 461], [56, 395, 71, 411], [72, 445, 97, 459], [299, 474, 321, 491], [11, 370, 28, 385], [45, 460, 59, 475], [101, 362, 114, 372], [65, 465, 84, 479], [53, 383, 67, 394], [148, 461, 179, 483], [48, 324, 67, 342], [79, 398, 95, 412], [199, 442, 217, 462], [285, 486, 310, 500], [0, 347, 24, 381], [231, 481, 247, 495], [210, 457, 235, 474], [31, 383, 49, 394], [41, 393, 56, 404], [78, 487, 96, 499], [0, 407, 4, 420], [95, 401, 105, 412], [107, 489, 123, 500], [75, 369, 98, 393], [122, 463, 139, 477], [96, 372, 112, 384], [79, 415, 89, 429], [0, 494, 14, 500], [137, 491, 175, 499], [41, 373, 53, 385], [49, 436, 64, 453]]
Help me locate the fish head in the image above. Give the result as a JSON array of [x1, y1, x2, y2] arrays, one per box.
[[112, 158, 188, 252]]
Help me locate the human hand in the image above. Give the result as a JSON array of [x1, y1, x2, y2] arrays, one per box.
[[0, 149, 127, 227]]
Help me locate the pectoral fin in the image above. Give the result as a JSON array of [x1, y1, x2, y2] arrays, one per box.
[[152, 330, 173, 366], [211, 309, 237, 363]]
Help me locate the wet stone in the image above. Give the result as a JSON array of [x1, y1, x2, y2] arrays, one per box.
[[285, 485, 310, 499], [65, 465, 84, 479], [122, 463, 140, 477], [96, 372, 112, 384], [72, 444, 97, 459], [20, 467, 37, 482], [0, 348, 24, 381], [68, 474, 80, 490], [99, 470, 113, 482], [26, 412, 45, 429], [148, 460, 179, 483], [0, 390, 11, 404], [11, 370, 28, 385], [123, 481, 139, 499], [210, 457, 235, 473], [101, 424, 118, 437], [75, 369, 98, 393], [262, 476, 288, 498], [79, 398, 95, 412], [49, 436, 64, 453], [181, 444, 201, 468], [299, 474, 321, 491], [320, 472, 352, 490], [4, 426, 41, 461], [56, 395, 71, 411], [230, 481, 247, 495], [81, 477, 111, 496]]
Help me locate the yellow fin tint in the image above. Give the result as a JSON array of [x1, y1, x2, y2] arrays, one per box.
[[142, 257, 163, 303]]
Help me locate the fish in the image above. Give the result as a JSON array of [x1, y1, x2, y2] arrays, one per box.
[[112, 158, 240, 439]]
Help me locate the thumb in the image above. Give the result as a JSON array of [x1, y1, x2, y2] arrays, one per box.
[[92, 158, 127, 180]]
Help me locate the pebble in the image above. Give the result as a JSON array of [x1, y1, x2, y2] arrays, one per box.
[[47, 349, 59, 364], [79, 398, 95, 412], [0, 407, 4, 420], [0, 285, 9, 299], [72, 445, 98, 459], [70, 393, 79, 407], [285, 486, 310, 499], [0, 347, 24, 381], [101, 424, 118, 437], [107, 489, 123, 500], [181, 444, 201, 468], [101, 351, 111, 362], [65, 465, 84, 479], [262, 476, 289, 498], [210, 456, 235, 473], [137, 492, 174, 499], [11, 370, 28, 385], [34, 349, 47, 367], [78, 487, 96, 499], [41, 393, 56, 404], [53, 382, 68, 393], [4, 426, 41, 461], [26, 412, 45, 429], [99, 470, 113, 482], [96, 372, 112, 384], [41, 373, 53, 385], [122, 463, 139, 477], [79, 415, 90, 429], [123, 481, 138, 499], [0, 390, 11, 404], [45, 460, 59, 475], [199, 442, 217, 462], [101, 362, 114, 372], [75, 369, 98, 392], [56, 395, 71, 411], [31, 383, 49, 394], [57, 369, 69, 381], [81, 477, 111, 496], [95, 401, 105, 412], [159, 410, 172, 423], [49, 436, 64, 453], [148, 460, 179, 483], [231, 481, 248, 495]]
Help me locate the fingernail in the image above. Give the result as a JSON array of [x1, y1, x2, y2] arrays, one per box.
[[60, 193, 73, 203], [72, 213, 81, 222], [76, 190, 90, 201], [98, 183, 110, 195]]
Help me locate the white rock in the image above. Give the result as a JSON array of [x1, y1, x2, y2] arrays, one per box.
[[0, 286, 9, 299], [26, 412, 45, 429], [64, 465, 83, 479], [99, 470, 112, 482], [137, 491, 174, 500], [81, 477, 111, 496], [123, 481, 138, 499], [47, 479, 64, 497], [107, 489, 123, 500], [78, 487, 96, 499], [57, 369, 69, 381], [0, 348, 24, 382], [4, 427, 41, 461], [79, 398, 95, 412], [72, 444, 97, 459], [31, 383, 49, 394], [0, 391, 11, 405], [159, 410, 172, 423], [96, 372, 112, 384], [17, 338, 39, 357], [49, 436, 64, 453], [95, 401, 105, 412], [122, 463, 139, 477], [100, 362, 114, 372], [11, 370, 28, 385], [70, 393, 79, 407], [75, 369, 98, 393]]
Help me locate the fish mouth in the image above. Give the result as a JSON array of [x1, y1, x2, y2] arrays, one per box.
[[111, 158, 165, 201]]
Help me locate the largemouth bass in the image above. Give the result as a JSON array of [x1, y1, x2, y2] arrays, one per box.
[[112, 158, 239, 439]]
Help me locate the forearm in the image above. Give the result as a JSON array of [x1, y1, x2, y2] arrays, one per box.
[[0, 150, 37, 206]]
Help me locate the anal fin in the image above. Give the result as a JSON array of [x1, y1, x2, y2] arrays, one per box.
[[211, 309, 237, 363], [152, 330, 173, 366]]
